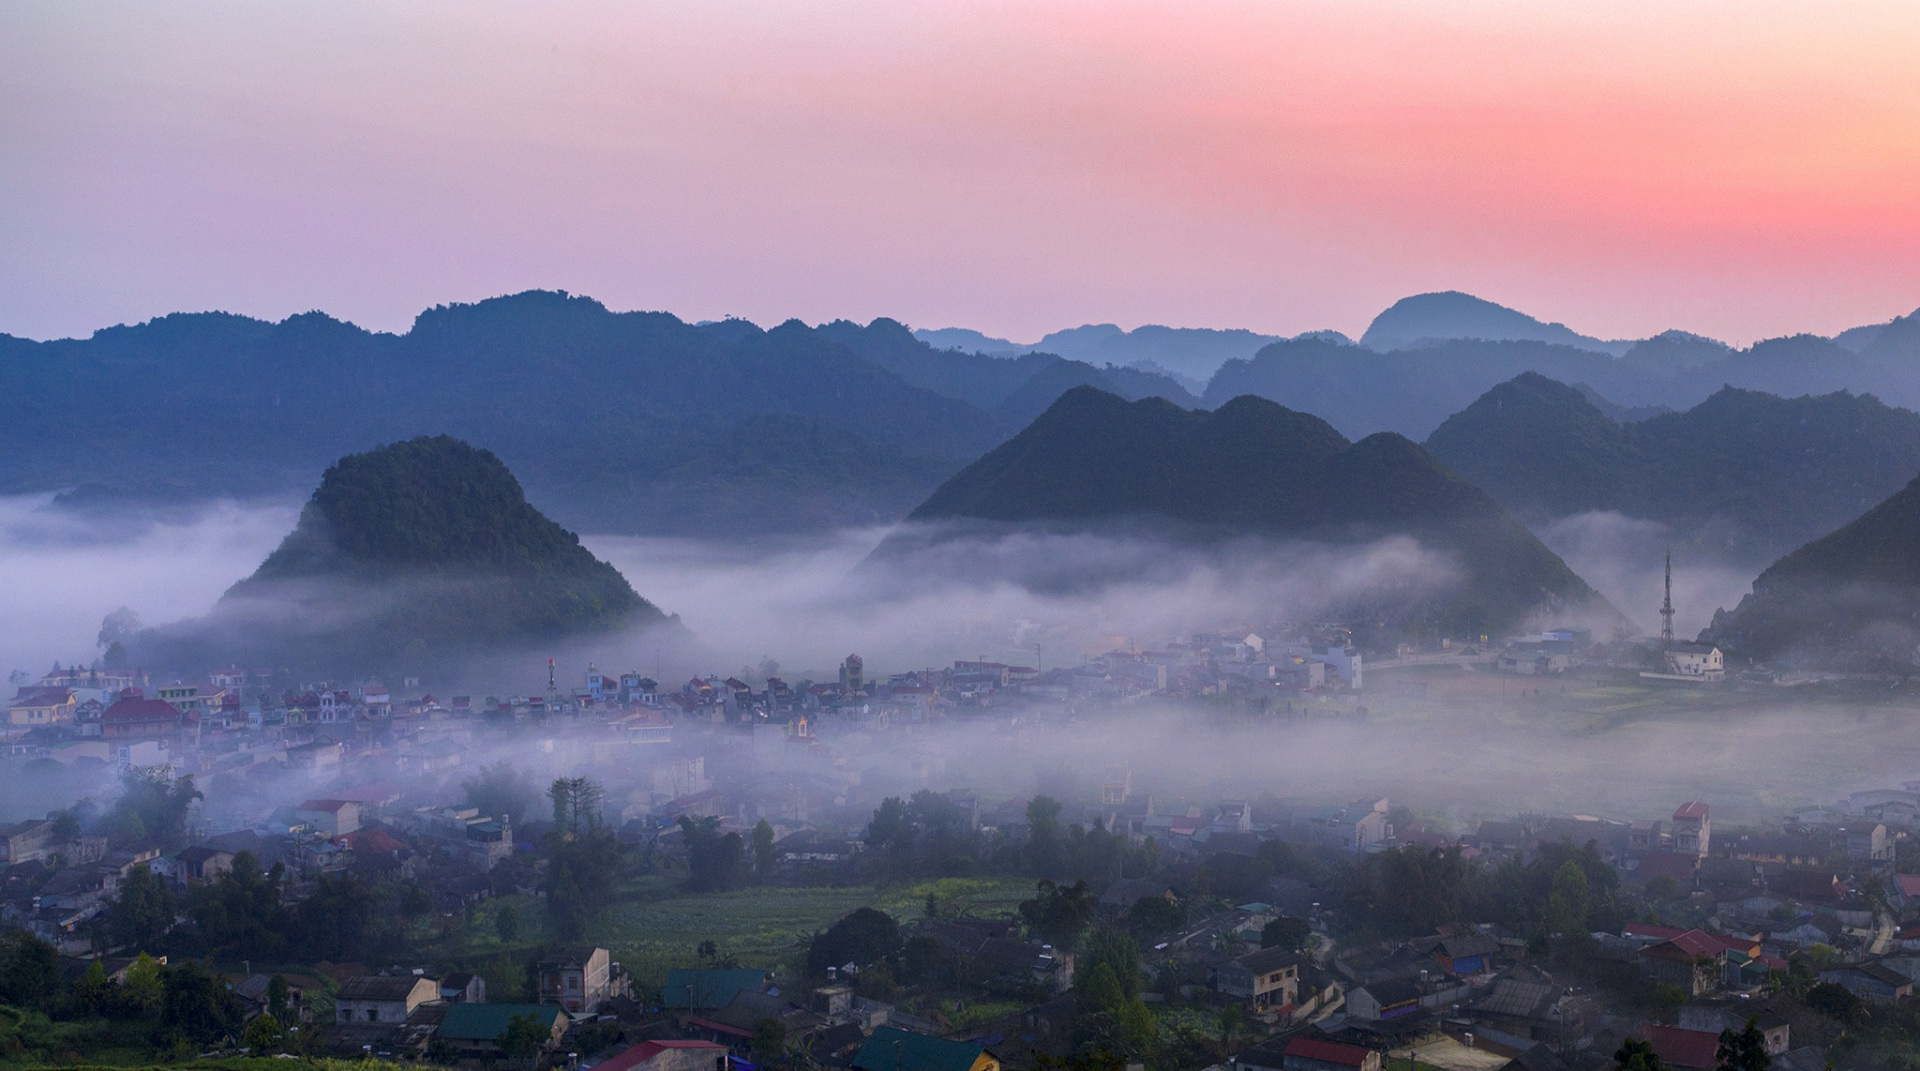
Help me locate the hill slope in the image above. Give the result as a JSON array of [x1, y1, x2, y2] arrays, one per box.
[[897, 387, 1609, 637], [138, 436, 665, 672], [1704, 475, 1920, 666], [1361, 291, 1630, 355], [1424, 373, 1920, 559]]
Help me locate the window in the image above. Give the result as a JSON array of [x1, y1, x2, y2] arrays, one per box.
[[368, 1009, 379, 1021]]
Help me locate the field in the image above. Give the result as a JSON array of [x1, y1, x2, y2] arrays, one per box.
[[458, 876, 1036, 994]]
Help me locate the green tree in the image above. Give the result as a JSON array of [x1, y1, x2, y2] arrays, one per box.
[[0, 931, 60, 1010], [496, 903, 520, 942], [1806, 982, 1864, 1026], [807, 907, 902, 975], [106, 863, 178, 951], [680, 815, 746, 892], [1026, 796, 1064, 876], [105, 767, 202, 849], [71, 960, 116, 1016], [1218, 1004, 1243, 1048], [243, 1012, 285, 1055], [751, 1017, 787, 1064], [498, 1013, 549, 1059], [187, 850, 292, 960], [463, 761, 537, 825], [1715, 1019, 1769, 1071], [1078, 928, 1142, 1001], [1544, 859, 1591, 936], [267, 973, 290, 1020], [753, 819, 777, 882], [1019, 878, 1095, 947], [159, 961, 245, 1046], [122, 952, 164, 1014], [549, 776, 605, 834], [1614, 1038, 1671, 1071], [1261, 916, 1311, 952], [1125, 894, 1184, 942]]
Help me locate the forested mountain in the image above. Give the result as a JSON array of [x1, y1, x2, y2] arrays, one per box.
[[134, 436, 665, 673], [1360, 291, 1632, 355], [1423, 373, 1920, 560], [1704, 474, 1920, 667], [911, 322, 1287, 382], [890, 386, 1610, 637]]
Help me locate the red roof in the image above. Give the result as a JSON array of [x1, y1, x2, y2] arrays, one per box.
[[334, 828, 408, 854], [1644, 1025, 1720, 1069], [102, 696, 183, 723], [1630, 926, 1756, 958], [1673, 801, 1710, 821], [298, 799, 351, 813], [1283, 1037, 1375, 1068], [595, 1040, 728, 1071], [1896, 875, 1920, 898]]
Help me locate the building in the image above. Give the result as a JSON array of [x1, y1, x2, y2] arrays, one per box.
[[435, 1003, 569, 1055], [851, 1027, 998, 1071], [1842, 821, 1892, 863], [595, 1040, 730, 1071], [8, 686, 77, 728], [1677, 1003, 1790, 1056], [1215, 947, 1301, 1009], [1665, 643, 1725, 681], [101, 688, 193, 742], [1818, 962, 1914, 1004], [174, 845, 236, 882], [662, 968, 771, 1011], [0, 819, 56, 866], [297, 799, 362, 837], [1671, 802, 1711, 857], [1642, 1025, 1720, 1070], [334, 975, 441, 1023], [537, 946, 627, 1013], [1266, 1036, 1382, 1071]]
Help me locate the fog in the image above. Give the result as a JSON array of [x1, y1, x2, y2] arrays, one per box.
[[1537, 510, 1758, 639]]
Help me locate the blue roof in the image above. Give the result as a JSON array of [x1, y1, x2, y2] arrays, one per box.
[[662, 968, 769, 1010]]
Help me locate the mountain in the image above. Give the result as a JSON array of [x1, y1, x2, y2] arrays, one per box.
[[910, 322, 1287, 381], [0, 293, 1010, 536], [893, 386, 1610, 638], [1360, 291, 1631, 356], [1423, 373, 1920, 560], [1703, 474, 1920, 666], [135, 436, 666, 672]]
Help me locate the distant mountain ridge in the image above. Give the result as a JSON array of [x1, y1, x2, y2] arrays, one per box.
[[137, 436, 666, 673], [1360, 291, 1632, 356], [1423, 373, 1920, 561], [891, 386, 1612, 638]]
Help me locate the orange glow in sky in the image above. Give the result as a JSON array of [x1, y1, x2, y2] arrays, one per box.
[[4, 1, 1919, 342]]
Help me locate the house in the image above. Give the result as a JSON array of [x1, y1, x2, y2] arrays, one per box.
[[297, 799, 362, 836], [851, 1027, 998, 1071], [1432, 933, 1499, 975], [1671, 802, 1711, 857], [1098, 878, 1179, 917], [595, 1040, 730, 1071], [1469, 969, 1579, 1043], [101, 688, 191, 741], [662, 968, 771, 1010], [1818, 962, 1914, 1004], [335, 974, 442, 1023], [174, 845, 235, 882], [1253, 1036, 1383, 1071], [9, 687, 77, 727], [440, 972, 486, 1004], [1678, 1003, 1790, 1055], [1642, 1025, 1721, 1070], [973, 937, 1074, 992], [435, 1003, 569, 1055], [1346, 977, 1421, 1021], [1664, 643, 1725, 681], [537, 946, 628, 1013], [1215, 947, 1301, 1009], [1842, 821, 1891, 863], [0, 819, 55, 866]]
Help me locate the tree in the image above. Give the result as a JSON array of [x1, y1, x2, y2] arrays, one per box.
[[1078, 928, 1141, 1001], [0, 930, 60, 1010], [548, 824, 621, 939], [1544, 859, 1591, 936], [1019, 879, 1094, 947], [496, 903, 520, 942], [1715, 1019, 1769, 1071], [1614, 1038, 1671, 1071], [681, 815, 745, 892], [751, 1017, 787, 1064], [1026, 796, 1064, 876], [106, 864, 178, 951], [187, 850, 292, 960], [753, 819, 777, 882], [1805, 982, 1865, 1026], [105, 767, 202, 849], [463, 762, 537, 826], [243, 1012, 286, 1055], [1261, 916, 1311, 952], [294, 872, 377, 959], [267, 974, 290, 1020], [549, 776, 605, 834], [807, 907, 902, 975], [1218, 1004, 1243, 1048], [122, 952, 164, 1014], [498, 1013, 550, 1059], [71, 959, 116, 1016], [159, 961, 245, 1046], [1125, 894, 1184, 942]]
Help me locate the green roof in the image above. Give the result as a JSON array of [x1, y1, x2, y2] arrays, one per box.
[[662, 967, 769, 1010], [437, 1003, 567, 1041], [852, 1027, 986, 1071]]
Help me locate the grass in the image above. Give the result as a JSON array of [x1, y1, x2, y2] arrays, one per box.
[[586, 876, 1035, 992]]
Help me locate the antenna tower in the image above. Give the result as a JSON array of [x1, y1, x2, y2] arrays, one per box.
[[1659, 548, 1676, 650]]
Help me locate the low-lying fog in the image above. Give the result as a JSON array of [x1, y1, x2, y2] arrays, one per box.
[[9, 494, 1911, 828]]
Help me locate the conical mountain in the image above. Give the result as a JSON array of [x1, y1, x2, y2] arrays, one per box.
[[895, 386, 1610, 636], [1706, 473, 1920, 665], [140, 435, 665, 672]]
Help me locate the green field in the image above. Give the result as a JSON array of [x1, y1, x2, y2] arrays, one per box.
[[462, 877, 1035, 994]]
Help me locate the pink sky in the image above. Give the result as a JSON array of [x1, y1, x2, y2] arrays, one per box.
[[5, 1, 1919, 344]]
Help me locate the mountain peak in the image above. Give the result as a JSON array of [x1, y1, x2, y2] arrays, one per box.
[[1362, 291, 1628, 356]]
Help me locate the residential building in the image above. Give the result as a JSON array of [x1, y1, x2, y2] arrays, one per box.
[[0, 819, 55, 866], [334, 975, 441, 1023], [297, 799, 361, 836], [1214, 947, 1301, 1009], [595, 1040, 729, 1071], [851, 1027, 998, 1071], [1671, 802, 1711, 857], [537, 946, 627, 1013], [1818, 962, 1914, 1004], [9, 687, 77, 728], [435, 1003, 568, 1055]]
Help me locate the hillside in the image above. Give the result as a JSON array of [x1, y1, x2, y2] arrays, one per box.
[[137, 436, 666, 672], [894, 386, 1610, 637], [1361, 291, 1630, 355], [1704, 474, 1920, 666], [1424, 373, 1920, 559]]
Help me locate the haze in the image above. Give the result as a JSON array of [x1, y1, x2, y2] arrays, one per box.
[[7, 2, 1920, 344]]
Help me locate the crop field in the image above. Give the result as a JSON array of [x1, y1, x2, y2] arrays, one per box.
[[585, 877, 1036, 991]]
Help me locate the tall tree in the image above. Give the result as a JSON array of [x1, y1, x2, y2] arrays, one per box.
[[1715, 1020, 1769, 1071], [106, 864, 178, 951], [463, 762, 537, 826], [752, 819, 777, 882], [1026, 796, 1064, 877]]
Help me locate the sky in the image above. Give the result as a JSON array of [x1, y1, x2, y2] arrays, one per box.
[[5, 1, 1920, 345]]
